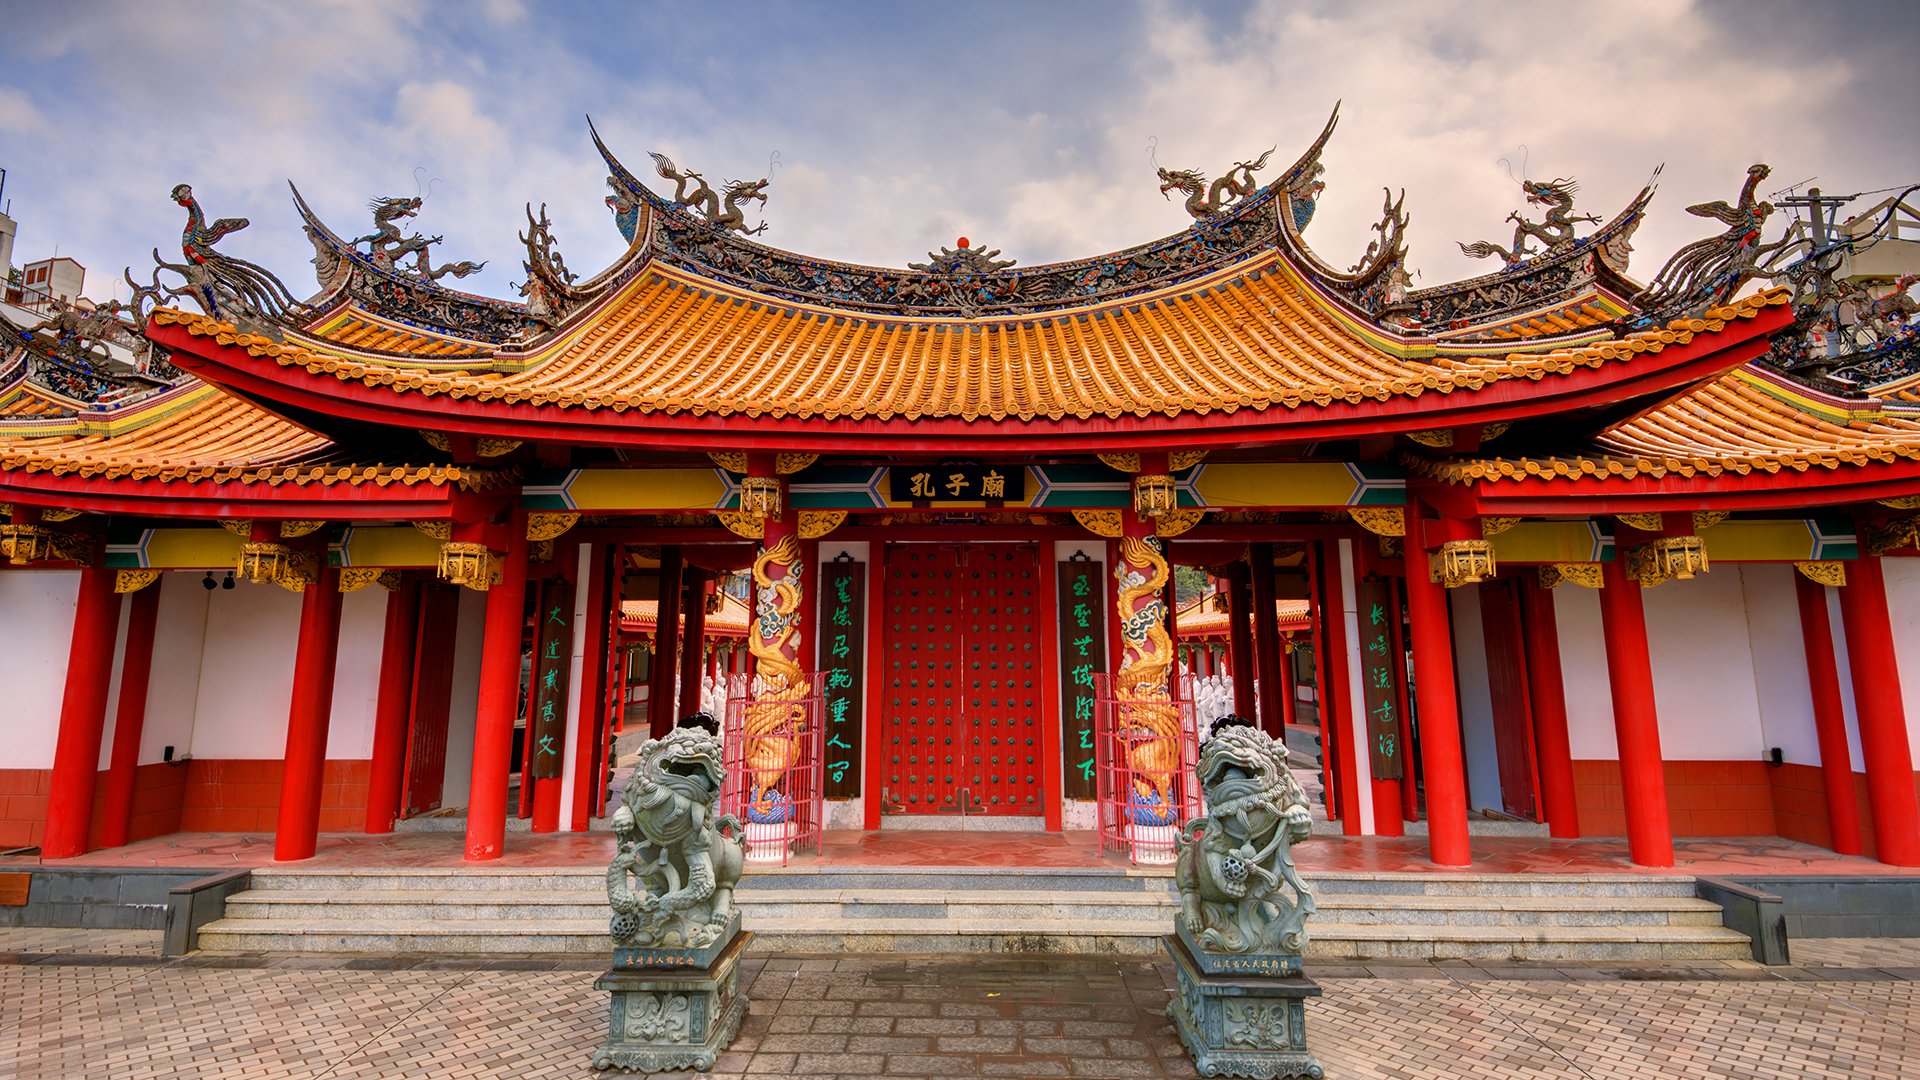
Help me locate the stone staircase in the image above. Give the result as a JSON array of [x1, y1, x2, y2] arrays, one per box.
[[193, 865, 1753, 962]]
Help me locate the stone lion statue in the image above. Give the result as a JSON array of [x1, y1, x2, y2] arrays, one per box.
[[1175, 718, 1316, 955], [605, 727, 746, 950]]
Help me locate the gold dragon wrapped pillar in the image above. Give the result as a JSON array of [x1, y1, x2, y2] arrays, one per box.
[[743, 480, 810, 824], [1113, 502, 1181, 827]]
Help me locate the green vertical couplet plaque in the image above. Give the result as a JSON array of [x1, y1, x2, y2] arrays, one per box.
[[1356, 578, 1404, 780], [530, 579, 574, 780], [1057, 558, 1107, 800], [816, 559, 864, 797]]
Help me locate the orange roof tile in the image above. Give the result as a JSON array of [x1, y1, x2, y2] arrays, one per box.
[[151, 275, 1792, 426], [1428, 367, 1920, 483], [0, 382, 498, 488], [620, 593, 751, 635]]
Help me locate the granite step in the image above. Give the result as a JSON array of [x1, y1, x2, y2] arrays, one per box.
[[193, 915, 1751, 961], [217, 887, 1724, 929]]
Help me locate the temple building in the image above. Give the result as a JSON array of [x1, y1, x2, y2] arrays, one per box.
[[3, 108, 1919, 871]]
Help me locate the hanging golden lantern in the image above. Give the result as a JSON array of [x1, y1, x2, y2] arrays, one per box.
[[1132, 473, 1176, 518], [738, 476, 782, 521], [238, 541, 297, 584], [1629, 535, 1708, 586], [0, 523, 55, 566], [437, 541, 495, 591], [1429, 539, 1496, 588]]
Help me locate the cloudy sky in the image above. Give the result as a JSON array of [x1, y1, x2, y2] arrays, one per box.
[[2, 0, 1916, 305]]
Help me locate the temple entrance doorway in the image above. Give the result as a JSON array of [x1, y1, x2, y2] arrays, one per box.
[[877, 542, 1047, 826]]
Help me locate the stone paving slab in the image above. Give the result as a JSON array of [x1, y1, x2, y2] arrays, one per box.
[[1, 930, 1917, 1077]]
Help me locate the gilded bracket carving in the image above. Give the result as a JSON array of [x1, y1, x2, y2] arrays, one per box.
[[1625, 535, 1708, 588], [715, 511, 765, 540], [1096, 452, 1141, 474], [1406, 429, 1453, 449], [707, 451, 749, 473], [114, 569, 161, 594], [1480, 421, 1512, 442], [39, 508, 82, 523], [1864, 516, 1918, 556], [279, 520, 326, 539], [1168, 450, 1208, 472], [1615, 512, 1665, 532], [1794, 561, 1847, 587], [798, 510, 847, 539], [525, 512, 580, 542], [1691, 510, 1730, 532], [774, 453, 818, 475], [475, 437, 521, 458], [1538, 563, 1604, 589], [411, 520, 452, 540], [1072, 509, 1123, 538], [338, 567, 386, 593], [1479, 516, 1521, 537], [1876, 495, 1920, 510], [1348, 507, 1405, 537], [218, 519, 252, 537], [1155, 509, 1204, 537], [418, 430, 452, 452]]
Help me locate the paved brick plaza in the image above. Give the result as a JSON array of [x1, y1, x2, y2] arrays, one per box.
[[4, 930, 1918, 1078]]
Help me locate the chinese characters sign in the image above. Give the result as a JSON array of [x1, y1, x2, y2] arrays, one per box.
[[529, 580, 574, 780], [815, 560, 865, 797], [1057, 559, 1107, 800], [1355, 579, 1404, 780], [887, 464, 1027, 504]]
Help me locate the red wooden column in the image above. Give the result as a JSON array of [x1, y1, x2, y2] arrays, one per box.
[[1224, 561, 1257, 718], [648, 546, 684, 737], [274, 564, 345, 862], [679, 568, 710, 717], [464, 520, 531, 862], [1792, 571, 1862, 855], [1248, 542, 1287, 738], [364, 577, 421, 834], [1520, 577, 1580, 839], [1597, 557, 1674, 867], [44, 567, 123, 859], [99, 582, 163, 849], [1388, 578, 1419, 823], [1401, 503, 1472, 866], [1835, 555, 1920, 866]]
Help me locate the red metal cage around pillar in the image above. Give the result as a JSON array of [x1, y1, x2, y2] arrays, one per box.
[[1093, 673, 1201, 866], [720, 672, 825, 866]]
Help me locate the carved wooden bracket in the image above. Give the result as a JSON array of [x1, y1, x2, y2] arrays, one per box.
[[1794, 561, 1847, 587], [716, 511, 765, 540], [1538, 563, 1604, 589], [798, 510, 847, 539], [1072, 509, 1123, 538], [114, 569, 161, 594], [1348, 507, 1405, 537], [525, 512, 580, 542]]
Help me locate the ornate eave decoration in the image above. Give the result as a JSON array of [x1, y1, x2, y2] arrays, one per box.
[[1429, 539, 1495, 588], [437, 541, 494, 592], [737, 476, 782, 522], [1539, 563, 1604, 589], [1348, 508, 1404, 537], [1132, 474, 1177, 519], [0, 523, 57, 566], [1626, 535, 1708, 587], [1794, 561, 1847, 587]]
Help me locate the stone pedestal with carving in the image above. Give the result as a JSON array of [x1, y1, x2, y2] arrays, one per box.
[[592, 930, 751, 1073], [1165, 933, 1323, 1079]]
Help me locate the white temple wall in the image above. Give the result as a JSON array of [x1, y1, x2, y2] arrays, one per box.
[[438, 584, 487, 807], [322, 587, 388, 761], [1739, 565, 1823, 766], [1882, 558, 1920, 758], [141, 574, 211, 766], [1554, 585, 1617, 758], [1446, 586, 1504, 811], [0, 569, 79, 770], [186, 582, 303, 759], [1641, 570, 1767, 761]]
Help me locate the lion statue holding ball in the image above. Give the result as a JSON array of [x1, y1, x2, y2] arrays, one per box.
[[1174, 717, 1317, 955]]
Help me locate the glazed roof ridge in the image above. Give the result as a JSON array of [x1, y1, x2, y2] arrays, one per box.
[[0, 377, 507, 489], [147, 279, 1790, 426], [1425, 352, 1920, 484]]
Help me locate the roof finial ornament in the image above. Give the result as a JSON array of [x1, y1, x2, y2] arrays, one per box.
[[131, 183, 301, 332], [1458, 168, 1602, 269], [350, 194, 486, 283], [1156, 147, 1275, 221], [647, 150, 771, 235], [1636, 163, 1783, 317], [908, 238, 1016, 275]]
